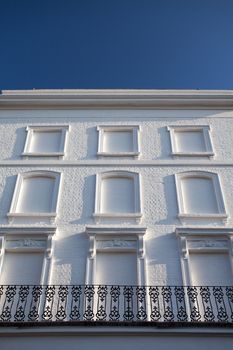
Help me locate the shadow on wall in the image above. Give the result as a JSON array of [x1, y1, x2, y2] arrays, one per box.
[[69, 174, 96, 225], [156, 126, 171, 160], [51, 231, 89, 285], [0, 175, 17, 224], [146, 232, 183, 285], [6, 127, 26, 160], [155, 175, 180, 226], [83, 127, 98, 160]]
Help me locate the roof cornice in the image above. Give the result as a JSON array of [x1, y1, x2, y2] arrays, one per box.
[[1, 89, 233, 109]]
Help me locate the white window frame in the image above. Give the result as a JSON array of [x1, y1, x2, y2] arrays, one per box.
[[93, 171, 142, 222], [7, 171, 62, 221], [175, 171, 227, 220], [176, 227, 233, 286], [22, 125, 70, 158], [85, 226, 147, 285], [97, 125, 140, 158], [0, 226, 56, 285], [167, 125, 214, 157]]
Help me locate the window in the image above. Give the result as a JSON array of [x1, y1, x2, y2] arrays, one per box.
[[176, 227, 233, 286], [168, 126, 214, 157], [95, 252, 138, 285], [94, 171, 142, 222], [189, 252, 233, 286], [0, 228, 54, 322], [175, 171, 227, 221], [1, 252, 45, 285], [0, 227, 55, 286], [97, 125, 140, 157], [8, 171, 61, 222], [85, 226, 146, 285], [22, 125, 69, 158]]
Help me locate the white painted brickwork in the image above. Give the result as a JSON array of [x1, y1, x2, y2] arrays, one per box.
[[1, 91, 233, 347], [0, 106, 233, 287], [1, 109, 233, 161]]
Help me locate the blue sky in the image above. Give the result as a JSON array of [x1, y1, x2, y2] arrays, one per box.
[[1, 0, 233, 90]]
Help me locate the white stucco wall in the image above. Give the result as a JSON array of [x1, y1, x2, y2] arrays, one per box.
[[0, 109, 233, 161], [0, 104, 233, 345], [0, 109, 233, 286]]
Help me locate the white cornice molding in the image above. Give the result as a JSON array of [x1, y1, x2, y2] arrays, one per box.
[[1, 89, 233, 109], [0, 226, 57, 235], [1, 160, 233, 167], [176, 227, 233, 236], [85, 225, 147, 236]]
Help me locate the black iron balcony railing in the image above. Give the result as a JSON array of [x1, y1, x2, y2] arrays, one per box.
[[0, 285, 233, 325]]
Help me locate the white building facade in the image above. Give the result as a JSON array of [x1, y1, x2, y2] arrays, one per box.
[[0, 89, 233, 349]]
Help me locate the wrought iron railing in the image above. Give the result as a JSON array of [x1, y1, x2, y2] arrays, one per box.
[[0, 285, 233, 325]]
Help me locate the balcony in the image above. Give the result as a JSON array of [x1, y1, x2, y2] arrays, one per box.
[[0, 285, 233, 326]]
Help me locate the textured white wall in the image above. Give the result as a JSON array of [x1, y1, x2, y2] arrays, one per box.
[[0, 109, 233, 286], [0, 109, 233, 161]]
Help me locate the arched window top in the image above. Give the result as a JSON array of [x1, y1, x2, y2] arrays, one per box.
[[8, 171, 61, 221], [20, 170, 60, 180], [177, 170, 218, 180], [100, 170, 139, 180], [94, 171, 142, 222], [175, 171, 227, 221]]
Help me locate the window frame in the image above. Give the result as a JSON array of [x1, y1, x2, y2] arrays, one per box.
[[22, 125, 69, 158], [93, 171, 142, 222], [7, 171, 61, 221], [85, 226, 147, 285], [97, 125, 140, 158], [175, 171, 227, 220], [167, 125, 214, 157], [176, 227, 233, 286], [0, 227, 56, 286]]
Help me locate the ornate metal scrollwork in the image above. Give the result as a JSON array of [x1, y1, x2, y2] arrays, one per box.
[[83, 285, 95, 321], [55, 285, 69, 321], [187, 287, 201, 321], [162, 287, 174, 321], [0, 284, 231, 324], [1, 286, 17, 321], [14, 285, 30, 321], [96, 285, 108, 320], [213, 287, 228, 322], [70, 286, 82, 320], [28, 285, 43, 321], [175, 287, 188, 322], [42, 286, 56, 321], [123, 286, 134, 321], [109, 286, 120, 321], [149, 286, 161, 321], [136, 287, 147, 320], [200, 287, 214, 322]]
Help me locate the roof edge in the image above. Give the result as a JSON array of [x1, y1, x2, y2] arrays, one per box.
[[1, 89, 233, 109]]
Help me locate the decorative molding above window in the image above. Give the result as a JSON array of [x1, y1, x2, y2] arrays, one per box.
[[93, 171, 142, 223], [22, 125, 69, 159], [176, 227, 233, 286], [7, 171, 61, 223], [97, 125, 140, 158], [175, 171, 227, 223], [0, 226, 56, 255], [167, 125, 214, 158], [0, 227, 56, 284], [0, 226, 56, 235], [85, 226, 147, 285]]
